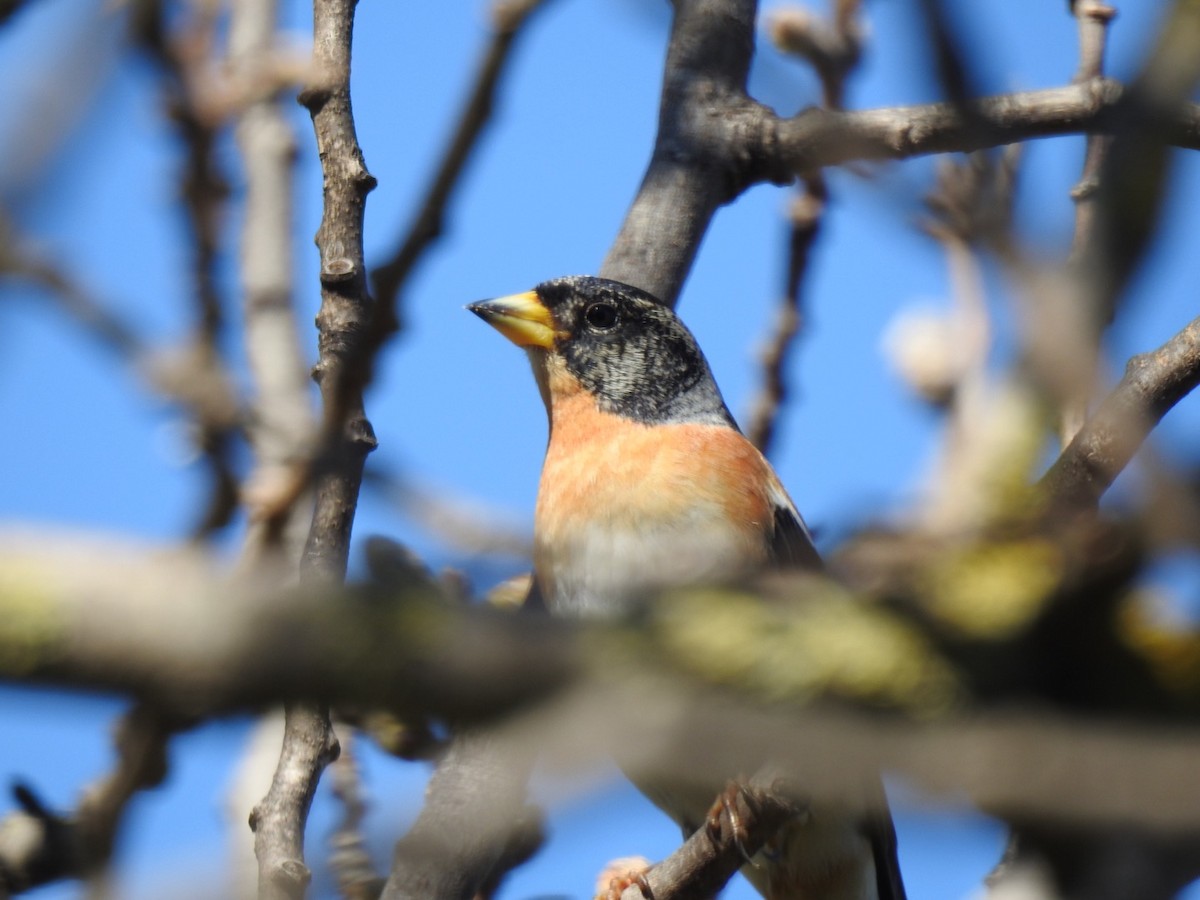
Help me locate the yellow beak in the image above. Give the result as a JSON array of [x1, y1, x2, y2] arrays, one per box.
[[467, 290, 558, 349]]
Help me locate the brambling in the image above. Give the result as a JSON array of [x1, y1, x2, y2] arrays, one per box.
[[469, 275, 906, 900]]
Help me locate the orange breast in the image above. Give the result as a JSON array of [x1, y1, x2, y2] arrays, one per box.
[[534, 388, 778, 614]]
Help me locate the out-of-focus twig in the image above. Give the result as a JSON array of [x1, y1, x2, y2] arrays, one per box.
[[0, 212, 242, 439], [745, 180, 825, 456], [746, 1, 863, 456], [0, 705, 180, 896], [767, 0, 862, 109], [129, 0, 242, 539], [893, 149, 1024, 533], [231, 0, 317, 563], [329, 730, 385, 900]]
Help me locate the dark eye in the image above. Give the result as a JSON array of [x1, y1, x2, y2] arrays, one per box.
[[584, 302, 618, 331]]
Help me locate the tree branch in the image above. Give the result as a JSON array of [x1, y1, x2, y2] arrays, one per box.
[[250, 0, 379, 895], [231, 0, 317, 562], [600, 0, 762, 306], [612, 770, 803, 900], [0, 705, 178, 895], [770, 79, 1200, 173], [1040, 315, 1200, 512]]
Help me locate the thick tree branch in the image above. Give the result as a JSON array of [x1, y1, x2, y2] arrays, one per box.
[[378, 733, 536, 900], [601, 0, 763, 306], [3, 535, 1200, 832]]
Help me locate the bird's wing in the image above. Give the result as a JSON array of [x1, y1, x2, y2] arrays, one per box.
[[768, 497, 824, 571], [867, 783, 909, 900]]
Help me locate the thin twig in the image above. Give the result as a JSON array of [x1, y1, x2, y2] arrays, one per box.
[[746, 0, 862, 455], [369, 0, 553, 332], [745, 179, 825, 455], [1060, 0, 1118, 445], [130, 0, 241, 539], [231, 0, 317, 563], [329, 730, 385, 900]]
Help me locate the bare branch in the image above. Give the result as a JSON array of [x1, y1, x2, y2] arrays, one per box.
[[770, 80, 1200, 173], [744, 181, 825, 455], [1040, 315, 1200, 513], [328, 730, 385, 900], [231, 0, 318, 562], [249, 0, 380, 893], [286, 1, 378, 575], [611, 771, 803, 900], [130, 0, 242, 538], [0, 705, 178, 895], [1059, 1, 1118, 445], [601, 0, 762, 306], [378, 733, 536, 900]]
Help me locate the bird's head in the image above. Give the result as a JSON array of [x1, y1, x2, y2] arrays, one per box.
[[468, 275, 733, 427]]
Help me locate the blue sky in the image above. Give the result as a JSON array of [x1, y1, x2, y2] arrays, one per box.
[[1, 0, 1197, 897]]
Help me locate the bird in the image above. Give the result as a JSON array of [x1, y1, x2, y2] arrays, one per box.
[[468, 275, 906, 900]]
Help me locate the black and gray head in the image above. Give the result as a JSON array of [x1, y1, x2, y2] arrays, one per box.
[[469, 275, 736, 427]]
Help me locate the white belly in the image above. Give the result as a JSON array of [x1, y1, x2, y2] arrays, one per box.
[[539, 514, 761, 618]]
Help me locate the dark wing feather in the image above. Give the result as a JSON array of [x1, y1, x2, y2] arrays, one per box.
[[769, 502, 824, 571], [867, 781, 909, 900]]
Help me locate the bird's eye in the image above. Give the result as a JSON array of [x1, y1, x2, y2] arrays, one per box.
[[584, 302, 618, 331]]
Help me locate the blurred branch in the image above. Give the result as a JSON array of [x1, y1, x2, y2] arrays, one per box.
[[767, 0, 862, 109], [328, 730, 385, 900], [369, 0, 553, 333], [130, 0, 241, 538], [0, 0, 30, 26], [231, 0, 317, 562], [746, 1, 862, 455], [770, 80, 1200, 173], [0, 214, 142, 359], [745, 180, 825, 455], [0, 212, 242, 437], [0, 705, 179, 896], [378, 733, 538, 900], [2, 523, 1200, 830]]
